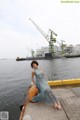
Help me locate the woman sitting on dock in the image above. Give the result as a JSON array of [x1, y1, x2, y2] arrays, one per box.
[[31, 60, 61, 110]]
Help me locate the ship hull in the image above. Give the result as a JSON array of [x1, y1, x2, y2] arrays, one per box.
[[16, 56, 64, 61]]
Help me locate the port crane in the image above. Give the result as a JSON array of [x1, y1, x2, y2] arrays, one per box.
[[29, 18, 57, 57], [57, 40, 65, 54]]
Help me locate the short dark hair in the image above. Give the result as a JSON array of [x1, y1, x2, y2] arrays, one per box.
[[31, 60, 39, 68]]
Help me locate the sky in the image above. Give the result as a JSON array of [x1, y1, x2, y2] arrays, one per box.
[[0, 0, 80, 58]]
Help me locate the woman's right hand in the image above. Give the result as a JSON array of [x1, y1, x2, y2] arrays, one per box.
[[34, 85, 37, 88]]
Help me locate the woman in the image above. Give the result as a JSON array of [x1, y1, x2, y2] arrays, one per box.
[[31, 60, 61, 110]]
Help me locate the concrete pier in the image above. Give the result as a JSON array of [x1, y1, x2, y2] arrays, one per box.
[[22, 86, 80, 120]]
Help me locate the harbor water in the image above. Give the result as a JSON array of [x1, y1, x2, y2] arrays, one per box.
[[0, 58, 80, 120]]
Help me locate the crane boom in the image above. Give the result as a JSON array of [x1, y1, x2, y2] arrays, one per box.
[[49, 29, 57, 36], [29, 18, 49, 42], [29, 18, 58, 57]]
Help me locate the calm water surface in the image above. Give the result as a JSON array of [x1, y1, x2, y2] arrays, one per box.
[[0, 58, 80, 120]]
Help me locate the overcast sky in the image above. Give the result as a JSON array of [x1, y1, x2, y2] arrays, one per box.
[[0, 0, 80, 58]]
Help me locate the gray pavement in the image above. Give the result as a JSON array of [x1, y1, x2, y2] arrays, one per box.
[[23, 86, 80, 120], [61, 97, 80, 120]]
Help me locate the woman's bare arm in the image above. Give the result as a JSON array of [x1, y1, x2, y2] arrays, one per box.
[[32, 71, 35, 85]]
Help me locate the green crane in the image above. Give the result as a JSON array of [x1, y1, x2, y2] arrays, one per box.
[[29, 18, 57, 57], [57, 40, 65, 55]]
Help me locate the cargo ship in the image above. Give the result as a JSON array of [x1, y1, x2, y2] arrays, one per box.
[[16, 53, 64, 61], [16, 18, 65, 61], [16, 18, 80, 61]]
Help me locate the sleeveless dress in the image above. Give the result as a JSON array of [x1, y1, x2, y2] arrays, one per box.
[[32, 67, 58, 105]]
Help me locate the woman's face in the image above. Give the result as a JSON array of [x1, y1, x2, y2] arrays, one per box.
[[33, 63, 38, 69]]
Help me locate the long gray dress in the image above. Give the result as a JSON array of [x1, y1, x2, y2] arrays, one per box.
[[32, 67, 58, 105]]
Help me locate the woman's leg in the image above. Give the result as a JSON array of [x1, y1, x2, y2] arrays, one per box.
[[46, 89, 61, 110]]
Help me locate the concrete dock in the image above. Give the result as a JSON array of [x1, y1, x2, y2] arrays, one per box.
[[22, 86, 80, 120]]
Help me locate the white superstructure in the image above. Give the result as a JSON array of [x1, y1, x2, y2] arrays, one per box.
[[36, 46, 62, 57]]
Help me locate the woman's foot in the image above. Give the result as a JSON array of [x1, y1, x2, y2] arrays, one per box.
[[54, 102, 62, 110], [57, 102, 62, 110], [54, 103, 58, 109], [57, 105, 61, 110]]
